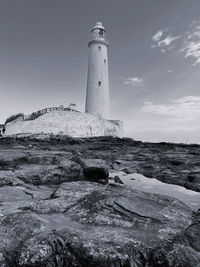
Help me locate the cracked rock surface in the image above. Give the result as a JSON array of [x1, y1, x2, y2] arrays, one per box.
[[0, 135, 200, 266]]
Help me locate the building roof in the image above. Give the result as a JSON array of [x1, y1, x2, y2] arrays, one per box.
[[91, 21, 105, 31]]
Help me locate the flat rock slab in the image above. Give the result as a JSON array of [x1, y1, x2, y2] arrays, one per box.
[[0, 181, 200, 266]]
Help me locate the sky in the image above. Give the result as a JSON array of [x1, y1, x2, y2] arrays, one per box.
[[0, 0, 200, 143]]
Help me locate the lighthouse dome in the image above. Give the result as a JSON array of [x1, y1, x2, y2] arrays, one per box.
[[91, 21, 105, 31]]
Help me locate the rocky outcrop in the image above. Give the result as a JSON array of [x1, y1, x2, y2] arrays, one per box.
[[0, 135, 200, 266], [1, 134, 200, 192], [0, 179, 200, 266]]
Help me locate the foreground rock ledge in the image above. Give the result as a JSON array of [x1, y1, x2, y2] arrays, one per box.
[[0, 180, 200, 267], [0, 135, 200, 266]]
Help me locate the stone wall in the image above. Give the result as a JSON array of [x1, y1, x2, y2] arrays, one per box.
[[5, 110, 123, 137]]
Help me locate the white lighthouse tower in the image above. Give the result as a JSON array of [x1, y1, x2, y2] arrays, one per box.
[[85, 21, 110, 119]]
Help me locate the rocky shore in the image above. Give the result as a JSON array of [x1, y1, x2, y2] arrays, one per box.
[[0, 135, 200, 266]]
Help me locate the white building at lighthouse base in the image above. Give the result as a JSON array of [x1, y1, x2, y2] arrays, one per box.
[[5, 109, 123, 137]]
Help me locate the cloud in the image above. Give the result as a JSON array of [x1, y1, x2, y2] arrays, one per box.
[[158, 35, 179, 47], [152, 30, 163, 42], [141, 96, 200, 120], [151, 29, 180, 53], [123, 77, 144, 86], [181, 20, 200, 65], [152, 21, 200, 65]]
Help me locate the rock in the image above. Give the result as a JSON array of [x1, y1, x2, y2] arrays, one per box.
[[0, 135, 200, 266], [0, 181, 199, 266], [72, 151, 109, 183], [113, 175, 124, 184], [83, 167, 109, 183], [15, 162, 82, 185]]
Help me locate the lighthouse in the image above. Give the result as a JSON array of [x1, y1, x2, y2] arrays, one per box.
[[85, 21, 110, 119]]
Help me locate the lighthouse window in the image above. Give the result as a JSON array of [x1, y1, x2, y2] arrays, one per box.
[[99, 29, 104, 38], [98, 46, 101, 50], [98, 81, 101, 86], [104, 59, 106, 64]]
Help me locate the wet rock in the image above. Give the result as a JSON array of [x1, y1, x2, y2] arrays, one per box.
[[0, 181, 199, 266]]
